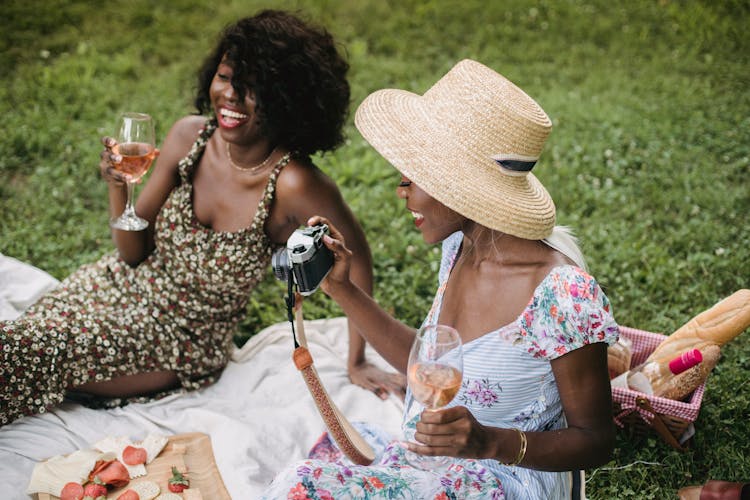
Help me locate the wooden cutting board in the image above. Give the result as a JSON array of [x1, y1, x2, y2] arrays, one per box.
[[37, 432, 230, 500]]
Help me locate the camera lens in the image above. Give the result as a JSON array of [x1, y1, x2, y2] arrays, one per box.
[[271, 247, 290, 282]]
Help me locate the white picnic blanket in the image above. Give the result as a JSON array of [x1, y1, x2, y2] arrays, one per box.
[[0, 253, 404, 498]]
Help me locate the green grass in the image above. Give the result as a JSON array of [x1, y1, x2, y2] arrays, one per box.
[[1, 0, 749, 497]]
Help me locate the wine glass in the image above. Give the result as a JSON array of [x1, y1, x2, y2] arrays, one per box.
[[109, 112, 156, 231], [404, 324, 463, 469]]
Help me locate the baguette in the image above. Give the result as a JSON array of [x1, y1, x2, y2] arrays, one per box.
[[608, 337, 633, 379], [647, 289, 750, 365], [658, 344, 721, 401]]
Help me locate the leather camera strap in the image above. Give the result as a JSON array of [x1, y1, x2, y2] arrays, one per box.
[[291, 303, 375, 465]]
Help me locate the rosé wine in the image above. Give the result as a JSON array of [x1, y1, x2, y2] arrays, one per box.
[[408, 362, 462, 409], [113, 142, 155, 181]]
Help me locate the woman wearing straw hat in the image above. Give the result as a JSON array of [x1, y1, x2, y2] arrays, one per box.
[[263, 59, 619, 499]]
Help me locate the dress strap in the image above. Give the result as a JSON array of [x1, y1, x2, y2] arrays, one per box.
[[264, 152, 292, 197], [255, 152, 292, 231], [177, 117, 217, 182], [425, 242, 461, 325]]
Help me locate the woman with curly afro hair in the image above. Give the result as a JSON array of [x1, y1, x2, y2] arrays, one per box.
[[0, 10, 404, 427]]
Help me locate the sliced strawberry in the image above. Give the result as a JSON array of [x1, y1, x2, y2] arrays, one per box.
[[122, 445, 148, 465], [59, 482, 84, 500], [83, 480, 108, 498]]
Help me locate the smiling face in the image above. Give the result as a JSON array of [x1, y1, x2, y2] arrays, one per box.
[[210, 60, 264, 145], [396, 175, 465, 244]]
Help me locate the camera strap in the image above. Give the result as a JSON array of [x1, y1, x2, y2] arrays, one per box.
[[284, 281, 375, 466], [285, 272, 300, 349]]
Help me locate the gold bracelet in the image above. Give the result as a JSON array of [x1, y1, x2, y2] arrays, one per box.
[[502, 428, 527, 466]]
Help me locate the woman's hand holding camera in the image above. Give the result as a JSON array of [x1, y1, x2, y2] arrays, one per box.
[[307, 216, 353, 297]]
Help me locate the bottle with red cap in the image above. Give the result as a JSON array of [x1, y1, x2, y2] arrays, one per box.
[[610, 348, 703, 396]]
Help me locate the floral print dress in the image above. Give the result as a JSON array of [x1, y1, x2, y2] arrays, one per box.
[[261, 231, 619, 500], [0, 118, 289, 426]]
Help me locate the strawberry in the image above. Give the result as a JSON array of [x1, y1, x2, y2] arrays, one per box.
[[83, 477, 108, 498], [167, 466, 189, 492]]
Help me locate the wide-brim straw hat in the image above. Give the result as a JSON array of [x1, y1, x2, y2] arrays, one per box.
[[355, 59, 556, 240]]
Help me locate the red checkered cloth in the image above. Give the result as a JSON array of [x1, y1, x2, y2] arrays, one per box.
[[612, 326, 705, 426]]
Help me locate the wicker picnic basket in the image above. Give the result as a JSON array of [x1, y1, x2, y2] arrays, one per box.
[[611, 326, 706, 451]]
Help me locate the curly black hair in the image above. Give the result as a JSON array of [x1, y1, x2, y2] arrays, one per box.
[[195, 10, 350, 157]]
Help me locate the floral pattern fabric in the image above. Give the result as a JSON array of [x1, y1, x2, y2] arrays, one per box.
[[0, 118, 287, 426], [514, 268, 616, 359], [268, 432, 505, 500], [262, 232, 618, 500]]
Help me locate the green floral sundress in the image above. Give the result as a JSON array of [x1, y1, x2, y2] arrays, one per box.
[[0, 118, 289, 426]]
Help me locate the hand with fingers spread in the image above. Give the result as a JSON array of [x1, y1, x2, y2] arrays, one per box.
[[349, 361, 406, 401]]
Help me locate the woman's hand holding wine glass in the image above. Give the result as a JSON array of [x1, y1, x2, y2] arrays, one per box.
[[103, 112, 158, 231], [404, 324, 463, 469]]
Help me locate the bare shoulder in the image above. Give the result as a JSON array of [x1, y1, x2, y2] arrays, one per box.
[[270, 155, 359, 239], [165, 115, 208, 145], [524, 244, 578, 287], [276, 156, 340, 198], [156, 115, 208, 170], [544, 243, 578, 270]]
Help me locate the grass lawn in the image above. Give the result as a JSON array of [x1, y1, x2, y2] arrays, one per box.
[[1, 0, 748, 497]]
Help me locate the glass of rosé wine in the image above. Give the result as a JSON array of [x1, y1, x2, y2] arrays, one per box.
[[404, 323, 463, 469], [109, 112, 156, 231]]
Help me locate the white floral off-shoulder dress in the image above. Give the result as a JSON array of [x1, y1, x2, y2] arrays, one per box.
[[262, 232, 619, 500]]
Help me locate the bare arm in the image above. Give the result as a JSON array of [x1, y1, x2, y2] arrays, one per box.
[[413, 342, 616, 470], [313, 189, 406, 396], [100, 116, 204, 266], [325, 276, 415, 374], [309, 215, 416, 373], [273, 166, 407, 393]]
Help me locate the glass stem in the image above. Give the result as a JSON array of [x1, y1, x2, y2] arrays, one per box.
[[123, 181, 136, 216]]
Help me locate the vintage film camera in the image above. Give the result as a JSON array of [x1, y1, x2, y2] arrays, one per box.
[[272, 224, 334, 296]]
